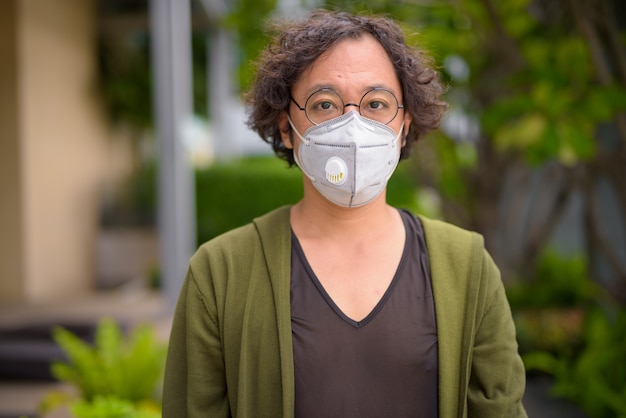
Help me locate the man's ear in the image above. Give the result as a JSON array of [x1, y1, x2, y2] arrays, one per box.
[[402, 113, 412, 147], [279, 111, 293, 149]]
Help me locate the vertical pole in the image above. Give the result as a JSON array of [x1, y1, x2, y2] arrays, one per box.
[[209, 28, 234, 156], [150, 0, 196, 307]]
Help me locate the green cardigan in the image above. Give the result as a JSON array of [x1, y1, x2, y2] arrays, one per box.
[[163, 206, 527, 418]]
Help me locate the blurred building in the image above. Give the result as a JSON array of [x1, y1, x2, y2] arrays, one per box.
[[0, 0, 283, 306], [0, 0, 142, 304]]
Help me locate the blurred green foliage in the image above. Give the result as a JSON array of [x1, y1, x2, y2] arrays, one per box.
[[195, 156, 424, 245], [102, 153, 429, 246], [40, 318, 166, 417], [97, 25, 209, 129], [195, 157, 302, 244], [508, 249, 596, 354], [223, 0, 277, 91], [70, 395, 161, 418], [322, 0, 626, 180], [507, 249, 598, 310], [98, 32, 153, 129], [524, 304, 626, 418], [96, 0, 626, 175], [514, 307, 585, 356], [506, 247, 626, 417]]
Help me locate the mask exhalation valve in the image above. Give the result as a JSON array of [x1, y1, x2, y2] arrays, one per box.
[[325, 157, 347, 185]]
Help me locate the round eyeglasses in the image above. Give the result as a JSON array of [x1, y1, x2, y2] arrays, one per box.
[[290, 88, 404, 125]]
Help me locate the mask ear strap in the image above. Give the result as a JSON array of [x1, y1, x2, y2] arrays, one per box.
[[287, 115, 310, 146], [395, 122, 405, 146]]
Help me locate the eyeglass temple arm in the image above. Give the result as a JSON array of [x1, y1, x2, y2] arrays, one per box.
[[289, 96, 305, 111]]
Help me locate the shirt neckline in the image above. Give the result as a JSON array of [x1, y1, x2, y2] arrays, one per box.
[[290, 209, 412, 328]]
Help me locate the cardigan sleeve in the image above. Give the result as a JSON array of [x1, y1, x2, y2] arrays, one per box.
[[467, 249, 528, 418], [162, 268, 231, 418]]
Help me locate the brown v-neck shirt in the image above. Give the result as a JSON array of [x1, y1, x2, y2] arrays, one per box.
[[290, 209, 438, 417]]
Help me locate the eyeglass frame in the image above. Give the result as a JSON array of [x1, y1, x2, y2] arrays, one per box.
[[289, 87, 405, 126]]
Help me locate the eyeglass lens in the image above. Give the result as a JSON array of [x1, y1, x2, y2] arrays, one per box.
[[304, 88, 400, 125]]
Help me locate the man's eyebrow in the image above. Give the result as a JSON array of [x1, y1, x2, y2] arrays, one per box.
[[298, 84, 397, 99]]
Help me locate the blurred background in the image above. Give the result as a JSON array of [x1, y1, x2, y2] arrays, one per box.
[[0, 0, 625, 417]]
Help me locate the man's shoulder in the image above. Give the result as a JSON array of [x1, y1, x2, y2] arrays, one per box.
[[414, 214, 485, 270], [417, 214, 478, 238]]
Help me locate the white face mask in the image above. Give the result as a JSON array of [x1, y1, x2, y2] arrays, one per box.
[[288, 111, 404, 208]]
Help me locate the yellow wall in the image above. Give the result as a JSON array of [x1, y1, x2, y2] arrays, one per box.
[[0, 0, 122, 303]]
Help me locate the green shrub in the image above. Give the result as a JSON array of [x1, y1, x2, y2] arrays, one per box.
[[508, 249, 599, 355], [195, 156, 424, 244], [506, 249, 626, 417], [514, 307, 585, 356], [524, 303, 626, 418], [195, 157, 303, 244], [113, 155, 426, 245], [507, 248, 598, 309]]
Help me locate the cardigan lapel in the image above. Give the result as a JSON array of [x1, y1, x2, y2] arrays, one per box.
[[419, 215, 482, 418], [253, 205, 296, 417]]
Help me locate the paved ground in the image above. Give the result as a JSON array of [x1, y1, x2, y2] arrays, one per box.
[[0, 287, 589, 418]]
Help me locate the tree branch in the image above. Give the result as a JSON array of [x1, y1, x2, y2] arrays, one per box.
[[568, 0, 626, 151], [606, 162, 626, 226], [567, 0, 613, 84], [479, 0, 526, 70], [597, 0, 626, 86]]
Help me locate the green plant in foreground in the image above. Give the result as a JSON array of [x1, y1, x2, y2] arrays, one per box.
[[71, 395, 160, 418], [40, 317, 166, 417]]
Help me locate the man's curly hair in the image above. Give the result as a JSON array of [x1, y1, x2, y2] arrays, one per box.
[[245, 10, 448, 166]]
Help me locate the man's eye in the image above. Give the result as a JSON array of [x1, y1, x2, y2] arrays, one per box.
[[367, 100, 388, 111]]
